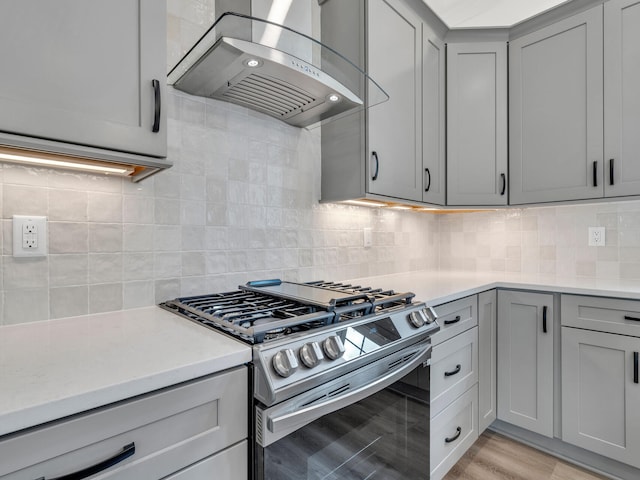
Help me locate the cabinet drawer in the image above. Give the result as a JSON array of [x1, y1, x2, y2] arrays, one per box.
[[164, 440, 247, 480], [562, 294, 640, 337], [431, 326, 478, 417], [430, 385, 478, 480], [0, 367, 247, 480], [432, 295, 477, 345]]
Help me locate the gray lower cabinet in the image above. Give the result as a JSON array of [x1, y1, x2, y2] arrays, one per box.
[[0, 0, 167, 162], [562, 327, 640, 469], [561, 294, 640, 469], [320, 0, 446, 206], [497, 290, 554, 437], [604, 0, 640, 197], [0, 368, 247, 480], [509, 5, 604, 205], [446, 42, 507, 206], [478, 290, 497, 433], [430, 295, 479, 480]]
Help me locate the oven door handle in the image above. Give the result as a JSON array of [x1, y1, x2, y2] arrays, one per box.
[[267, 343, 431, 438]]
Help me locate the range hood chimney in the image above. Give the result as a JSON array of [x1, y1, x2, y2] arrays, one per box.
[[167, 0, 387, 128]]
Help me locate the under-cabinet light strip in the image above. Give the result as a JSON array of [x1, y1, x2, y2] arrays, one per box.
[[0, 147, 135, 176]]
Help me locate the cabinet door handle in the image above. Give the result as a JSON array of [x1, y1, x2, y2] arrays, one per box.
[[425, 168, 431, 192], [371, 151, 379, 181], [543, 306, 548, 334], [444, 315, 461, 326], [624, 315, 640, 322], [610, 158, 615, 186], [445, 426, 462, 444], [444, 364, 462, 377], [593, 160, 598, 187], [500, 173, 506, 196], [36, 442, 135, 480], [152, 79, 161, 133], [634, 352, 639, 384]]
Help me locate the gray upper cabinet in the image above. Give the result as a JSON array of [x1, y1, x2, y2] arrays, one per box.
[[447, 42, 508, 206], [320, 0, 446, 206], [0, 0, 167, 161], [497, 290, 554, 437], [422, 22, 446, 205], [604, 0, 640, 197], [367, 0, 423, 202], [509, 6, 604, 205]]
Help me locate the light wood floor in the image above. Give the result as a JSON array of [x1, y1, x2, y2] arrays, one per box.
[[443, 431, 609, 480]]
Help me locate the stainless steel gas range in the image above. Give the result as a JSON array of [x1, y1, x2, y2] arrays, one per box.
[[161, 279, 439, 480]]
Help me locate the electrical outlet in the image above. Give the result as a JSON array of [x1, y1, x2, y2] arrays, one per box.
[[363, 227, 372, 248], [588, 226, 606, 247], [13, 215, 48, 257]]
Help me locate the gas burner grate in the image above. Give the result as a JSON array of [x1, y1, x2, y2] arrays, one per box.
[[160, 280, 417, 343]]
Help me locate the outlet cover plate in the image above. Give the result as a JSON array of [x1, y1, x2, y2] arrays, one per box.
[[13, 215, 48, 257], [588, 226, 605, 247]]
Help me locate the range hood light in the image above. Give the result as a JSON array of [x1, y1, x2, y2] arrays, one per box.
[[327, 93, 341, 103], [244, 58, 263, 68], [0, 146, 136, 176]]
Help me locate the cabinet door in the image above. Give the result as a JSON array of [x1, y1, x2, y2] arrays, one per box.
[[497, 291, 554, 437], [367, 0, 422, 202], [604, 0, 640, 197], [0, 0, 166, 158], [562, 327, 640, 468], [422, 22, 446, 205], [447, 42, 508, 206], [509, 6, 603, 204], [478, 290, 497, 433]]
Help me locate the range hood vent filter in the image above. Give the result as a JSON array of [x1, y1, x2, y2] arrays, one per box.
[[223, 73, 316, 118], [168, 12, 388, 129]]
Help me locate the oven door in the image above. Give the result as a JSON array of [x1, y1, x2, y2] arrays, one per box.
[[254, 340, 431, 480]]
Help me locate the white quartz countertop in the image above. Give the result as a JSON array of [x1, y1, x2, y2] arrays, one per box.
[[346, 271, 640, 306], [0, 306, 251, 438]]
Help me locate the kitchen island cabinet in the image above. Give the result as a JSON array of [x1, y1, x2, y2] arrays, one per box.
[[0, 0, 168, 176]]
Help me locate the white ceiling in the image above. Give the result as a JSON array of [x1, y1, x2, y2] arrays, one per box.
[[424, 0, 572, 28]]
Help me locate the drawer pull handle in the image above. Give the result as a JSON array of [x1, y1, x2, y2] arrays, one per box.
[[36, 442, 135, 480], [543, 306, 548, 334], [624, 315, 640, 322], [445, 426, 462, 444], [444, 364, 462, 377], [444, 315, 461, 326], [634, 352, 638, 384]]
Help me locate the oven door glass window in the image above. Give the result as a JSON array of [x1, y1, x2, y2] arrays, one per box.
[[258, 366, 429, 480]]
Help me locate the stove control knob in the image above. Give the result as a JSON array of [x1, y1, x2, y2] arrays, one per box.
[[408, 310, 427, 328], [300, 342, 325, 368], [272, 349, 299, 378], [323, 335, 345, 360]]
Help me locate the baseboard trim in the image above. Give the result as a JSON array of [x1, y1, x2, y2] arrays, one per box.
[[489, 420, 640, 480]]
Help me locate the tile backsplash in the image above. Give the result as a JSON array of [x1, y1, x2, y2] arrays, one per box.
[[2, 1, 640, 325], [0, 89, 439, 325]]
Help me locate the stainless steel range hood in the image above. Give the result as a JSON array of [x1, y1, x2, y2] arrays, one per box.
[[167, 1, 387, 128]]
